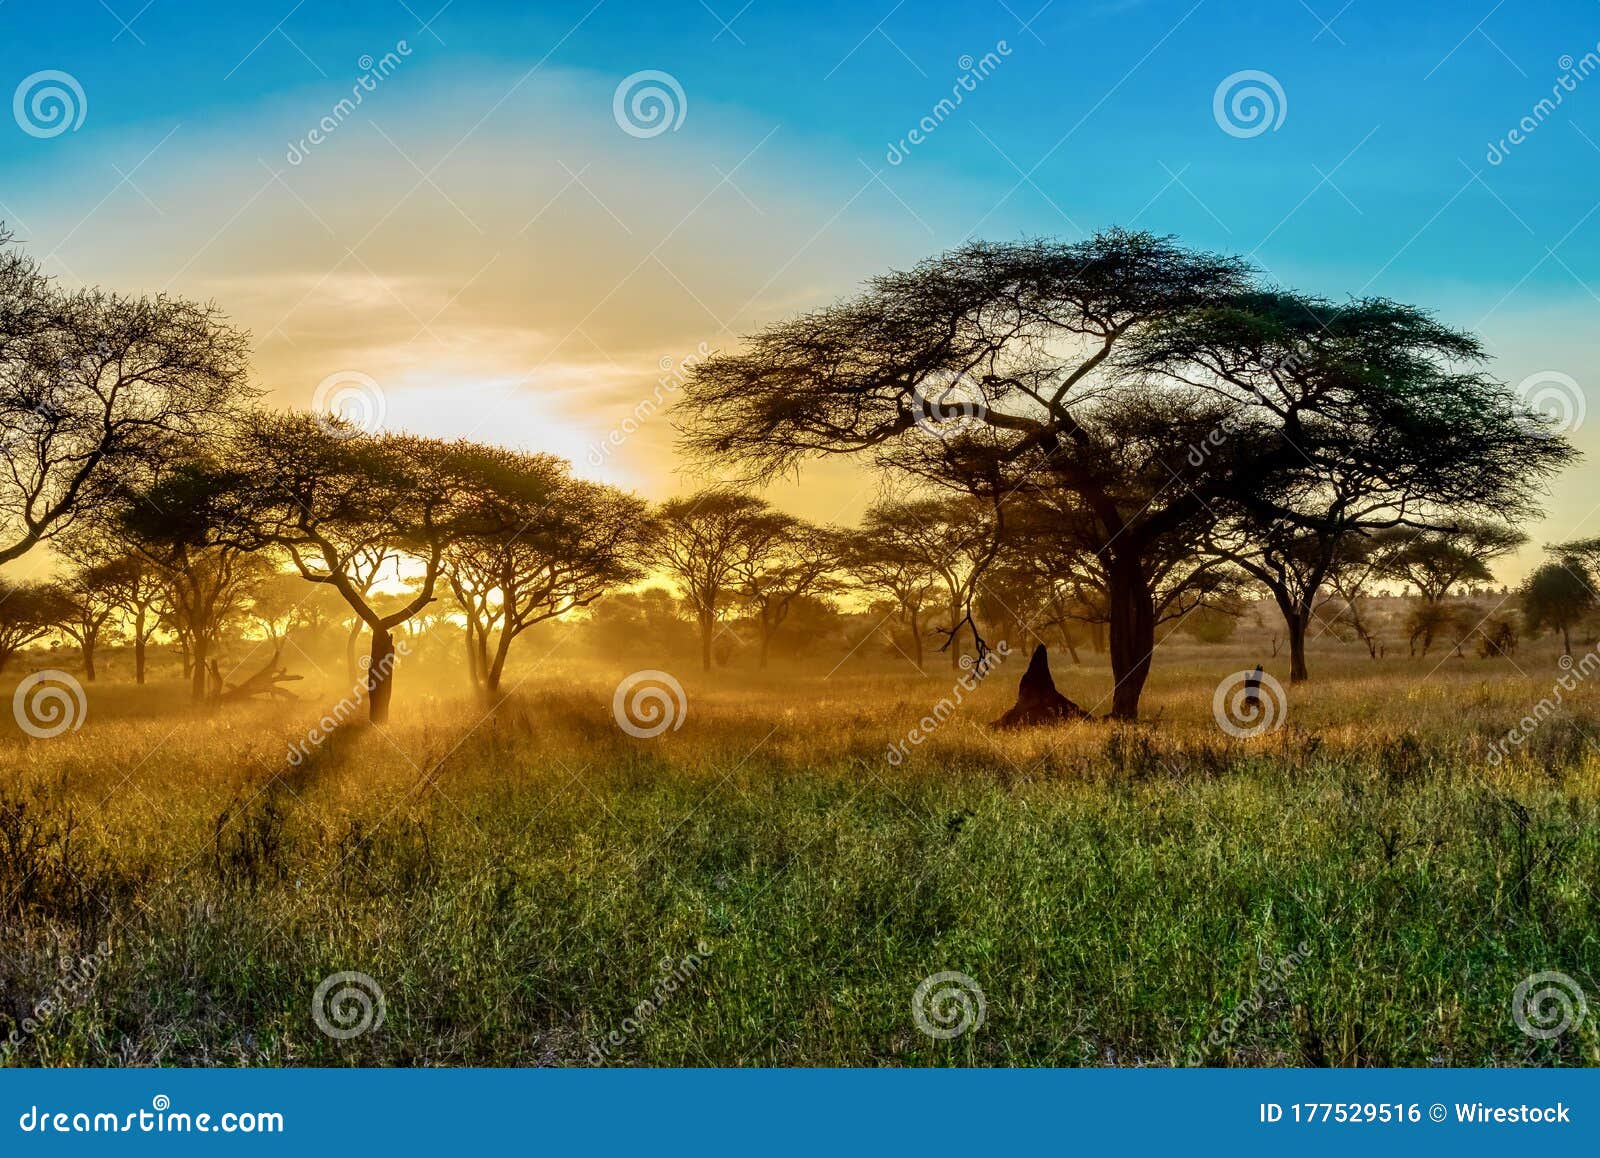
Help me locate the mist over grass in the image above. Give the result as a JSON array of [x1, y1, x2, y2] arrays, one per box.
[[2, 633, 1598, 1067]]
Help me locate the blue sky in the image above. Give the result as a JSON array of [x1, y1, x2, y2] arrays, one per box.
[[1, 0, 1598, 561]]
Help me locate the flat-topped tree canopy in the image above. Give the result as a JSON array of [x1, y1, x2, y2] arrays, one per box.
[[677, 228, 1576, 719]]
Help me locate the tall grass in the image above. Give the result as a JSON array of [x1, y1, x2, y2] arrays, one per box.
[[2, 640, 1598, 1066]]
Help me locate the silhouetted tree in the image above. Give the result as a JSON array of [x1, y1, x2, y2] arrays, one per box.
[[0, 229, 253, 563], [1371, 522, 1526, 603], [443, 452, 645, 694], [0, 580, 62, 672], [680, 231, 1573, 718], [213, 413, 508, 723], [647, 489, 779, 672], [1521, 561, 1595, 657]]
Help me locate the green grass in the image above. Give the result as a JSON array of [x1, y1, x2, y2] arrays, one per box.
[[2, 639, 1599, 1066]]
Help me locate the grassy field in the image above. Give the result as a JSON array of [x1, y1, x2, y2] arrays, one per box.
[[2, 635, 1599, 1067]]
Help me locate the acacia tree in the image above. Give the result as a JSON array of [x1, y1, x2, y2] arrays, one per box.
[[0, 580, 62, 671], [1370, 522, 1527, 603], [118, 460, 263, 700], [730, 516, 841, 669], [443, 452, 645, 695], [214, 413, 506, 723], [47, 561, 122, 681], [680, 231, 1573, 717], [0, 231, 253, 563], [647, 489, 782, 671], [845, 498, 1003, 669], [1521, 561, 1595, 656], [845, 525, 940, 671], [1126, 292, 1565, 683]]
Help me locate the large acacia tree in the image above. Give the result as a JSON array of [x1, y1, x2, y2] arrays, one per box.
[[678, 230, 1572, 718], [212, 412, 511, 723], [1125, 292, 1563, 682], [0, 230, 253, 563]]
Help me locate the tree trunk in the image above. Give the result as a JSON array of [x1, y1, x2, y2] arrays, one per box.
[[909, 607, 923, 671], [1106, 555, 1155, 721], [1275, 595, 1310, 683], [1562, 625, 1572, 657], [81, 639, 97, 682], [463, 622, 481, 688], [1058, 623, 1081, 665], [345, 619, 363, 683], [190, 636, 208, 702], [698, 610, 714, 672], [367, 625, 396, 724], [134, 608, 147, 684], [758, 626, 772, 670], [949, 600, 963, 669]]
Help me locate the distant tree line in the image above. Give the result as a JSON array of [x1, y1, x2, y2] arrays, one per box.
[[0, 227, 1585, 727]]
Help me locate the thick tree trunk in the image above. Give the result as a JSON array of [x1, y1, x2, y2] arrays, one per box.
[[1106, 556, 1155, 721], [367, 626, 396, 724], [949, 600, 962, 669], [1275, 596, 1311, 683], [81, 640, 97, 682], [1562, 625, 1572, 657]]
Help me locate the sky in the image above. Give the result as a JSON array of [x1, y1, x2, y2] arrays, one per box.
[[1, 0, 1598, 578]]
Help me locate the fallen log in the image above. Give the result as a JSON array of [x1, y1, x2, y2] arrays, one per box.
[[992, 644, 1089, 729], [211, 646, 304, 704]]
